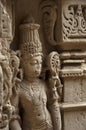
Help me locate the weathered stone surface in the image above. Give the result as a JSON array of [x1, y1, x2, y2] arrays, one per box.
[[64, 110, 86, 130], [0, 0, 86, 130]]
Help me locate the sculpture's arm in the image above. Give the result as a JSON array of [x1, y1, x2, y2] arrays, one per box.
[[46, 51, 62, 130], [10, 91, 22, 130], [49, 99, 61, 130], [10, 120, 22, 130], [47, 79, 62, 130]]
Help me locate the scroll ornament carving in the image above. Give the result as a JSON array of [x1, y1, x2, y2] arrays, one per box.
[[63, 4, 86, 41], [40, 0, 57, 45], [10, 17, 62, 130]]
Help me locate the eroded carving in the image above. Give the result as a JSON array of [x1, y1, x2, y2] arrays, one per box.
[[0, 0, 12, 42], [0, 46, 22, 130], [0, 44, 12, 130], [0, 1, 18, 129], [0, 1, 14, 129], [10, 18, 62, 130], [40, 0, 57, 45]]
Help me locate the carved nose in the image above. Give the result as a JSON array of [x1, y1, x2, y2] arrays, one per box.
[[35, 70, 40, 74]]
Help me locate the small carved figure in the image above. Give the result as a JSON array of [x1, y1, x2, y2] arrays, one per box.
[[47, 51, 63, 100], [10, 17, 62, 130]]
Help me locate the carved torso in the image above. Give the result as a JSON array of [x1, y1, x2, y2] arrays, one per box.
[[19, 79, 53, 130]]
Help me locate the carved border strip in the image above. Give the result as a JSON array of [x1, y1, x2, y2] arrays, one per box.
[[61, 102, 86, 111], [60, 69, 86, 78]]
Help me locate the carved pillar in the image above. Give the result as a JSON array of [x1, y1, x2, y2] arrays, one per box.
[[57, 1, 86, 129], [0, 0, 15, 130], [60, 52, 86, 130]]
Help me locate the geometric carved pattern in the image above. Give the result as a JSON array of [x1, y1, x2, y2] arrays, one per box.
[[63, 3, 86, 41]]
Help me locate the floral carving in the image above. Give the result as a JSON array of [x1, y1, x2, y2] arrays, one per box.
[[63, 4, 86, 41]]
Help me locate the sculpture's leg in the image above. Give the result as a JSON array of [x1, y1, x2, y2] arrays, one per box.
[[50, 103, 62, 130]]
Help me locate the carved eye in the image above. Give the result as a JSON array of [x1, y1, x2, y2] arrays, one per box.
[[30, 60, 38, 65]]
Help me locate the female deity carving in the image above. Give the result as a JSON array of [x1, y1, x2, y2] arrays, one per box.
[[10, 17, 62, 130]]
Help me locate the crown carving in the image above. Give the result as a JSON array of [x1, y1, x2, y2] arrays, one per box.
[[19, 17, 42, 58]]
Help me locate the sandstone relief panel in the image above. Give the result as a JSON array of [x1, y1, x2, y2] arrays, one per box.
[[0, 0, 19, 130], [60, 0, 86, 50], [10, 17, 62, 130], [62, 3, 86, 42], [0, 0, 86, 130]]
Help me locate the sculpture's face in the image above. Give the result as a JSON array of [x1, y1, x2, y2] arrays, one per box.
[[23, 55, 42, 79]]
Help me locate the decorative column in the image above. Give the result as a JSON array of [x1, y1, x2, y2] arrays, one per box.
[[59, 1, 86, 129], [60, 52, 86, 130]]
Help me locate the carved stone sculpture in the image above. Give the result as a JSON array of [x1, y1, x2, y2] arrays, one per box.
[[0, 43, 12, 130], [10, 17, 62, 130], [0, 0, 86, 130], [47, 51, 63, 100], [40, 0, 57, 45], [0, 1, 18, 129], [0, 1, 14, 124]]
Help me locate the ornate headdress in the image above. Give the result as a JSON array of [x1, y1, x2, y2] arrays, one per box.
[[19, 17, 42, 59]]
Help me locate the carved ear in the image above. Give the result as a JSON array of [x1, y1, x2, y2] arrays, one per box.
[[40, 0, 57, 45]]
